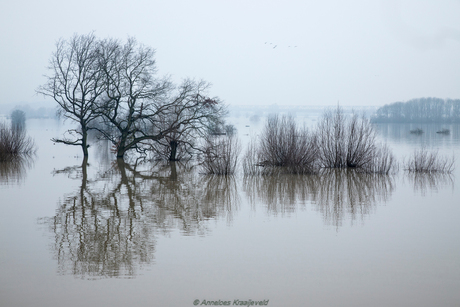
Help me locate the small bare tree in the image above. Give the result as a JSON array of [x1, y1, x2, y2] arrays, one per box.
[[38, 33, 104, 157]]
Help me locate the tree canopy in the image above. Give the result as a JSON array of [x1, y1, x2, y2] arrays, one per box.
[[38, 33, 226, 160]]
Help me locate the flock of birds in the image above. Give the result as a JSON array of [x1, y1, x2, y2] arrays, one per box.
[[265, 42, 298, 49]]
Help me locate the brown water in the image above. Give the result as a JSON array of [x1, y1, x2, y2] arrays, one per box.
[[1, 118, 459, 307]]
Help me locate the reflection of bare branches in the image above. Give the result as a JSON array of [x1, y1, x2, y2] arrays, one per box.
[[405, 172, 455, 196], [243, 169, 395, 227], [315, 169, 394, 229], [40, 158, 156, 279], [243, 174, 318, 216], [200, 175, 240, 224], [0, 154, 35, 184], [40, 159, 240, 279]]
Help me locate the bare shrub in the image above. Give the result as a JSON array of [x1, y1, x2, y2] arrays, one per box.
[[242, 137, 263, 176], [316, 106, 396, 174], [360, 143, 398, 174], [0, 154, 34, 184], [345, 113, 376, 168], [404, 147, 454, 173], [201, 135, 241, 175], [256, 115, 319, 174], [0, 122, 36, 160], [317, 107, 347, 168]]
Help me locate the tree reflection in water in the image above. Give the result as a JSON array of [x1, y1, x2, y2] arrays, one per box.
[[40, 158, 239, 279], [40, 157, 453, 279], [243, 169, 395, 228]]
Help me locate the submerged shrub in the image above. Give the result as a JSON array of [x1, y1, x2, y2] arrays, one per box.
[[242, 137, 264, 176], [317, 107, 375, 169], [201, 135, 241, 175], [255, 115, 319, 174], [404, 147, 454, 173], [316, 106, 396, 174], [364, 143, 397, 174], [0, 122, 36, 160]]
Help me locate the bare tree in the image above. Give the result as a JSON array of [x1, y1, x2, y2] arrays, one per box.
[[93, 37, 170, 158], [39, 34, 225, 160], [38, 33, 104, 157], [150, 79, 226, 161], [95, 38, 225, 160]]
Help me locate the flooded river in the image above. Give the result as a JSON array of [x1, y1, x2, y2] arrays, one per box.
[[1, 117, 459, 307]]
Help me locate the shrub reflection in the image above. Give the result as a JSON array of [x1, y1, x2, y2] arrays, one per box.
[[0, 154, 34, 185], [243, 169, 395, 228], [405, 172, 454, 196]]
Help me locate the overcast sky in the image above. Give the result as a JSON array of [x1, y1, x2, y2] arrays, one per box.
[[1, 0, 459, 108]]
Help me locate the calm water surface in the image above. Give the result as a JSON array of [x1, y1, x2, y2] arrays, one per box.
[[1, 118, 459, 307]]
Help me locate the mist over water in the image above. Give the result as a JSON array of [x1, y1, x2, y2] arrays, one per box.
[[1, 117, 460, 306]]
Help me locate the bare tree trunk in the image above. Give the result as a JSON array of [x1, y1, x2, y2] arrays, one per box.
[[169, 140, 178, 161], [81, 123, 89, 157]]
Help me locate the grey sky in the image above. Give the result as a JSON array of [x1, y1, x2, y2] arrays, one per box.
[[1, 0, 459, 107]]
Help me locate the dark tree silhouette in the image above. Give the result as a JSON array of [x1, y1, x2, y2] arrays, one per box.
[[38, 33, 105, 157], [95, 38, 226, 159]]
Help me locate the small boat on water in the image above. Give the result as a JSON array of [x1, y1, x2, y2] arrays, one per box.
[[410, 128, 423, 134], [436, 128, 450, 135]]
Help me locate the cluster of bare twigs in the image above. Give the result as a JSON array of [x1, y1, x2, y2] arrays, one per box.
[[404, 147, 455, 173], [258, 115, 318, 174], [0, 121, 35, 161], [243, 108, 397, 176], [243, 116, 319, 175], [316, 107, 396, 173], [201, 135, 241, 175]]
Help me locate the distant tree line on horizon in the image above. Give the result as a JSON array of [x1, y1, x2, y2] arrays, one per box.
[[372, 97, 460, 123]]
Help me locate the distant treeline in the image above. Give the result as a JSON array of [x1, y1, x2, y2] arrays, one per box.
[[372, 97, 460, 123]]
